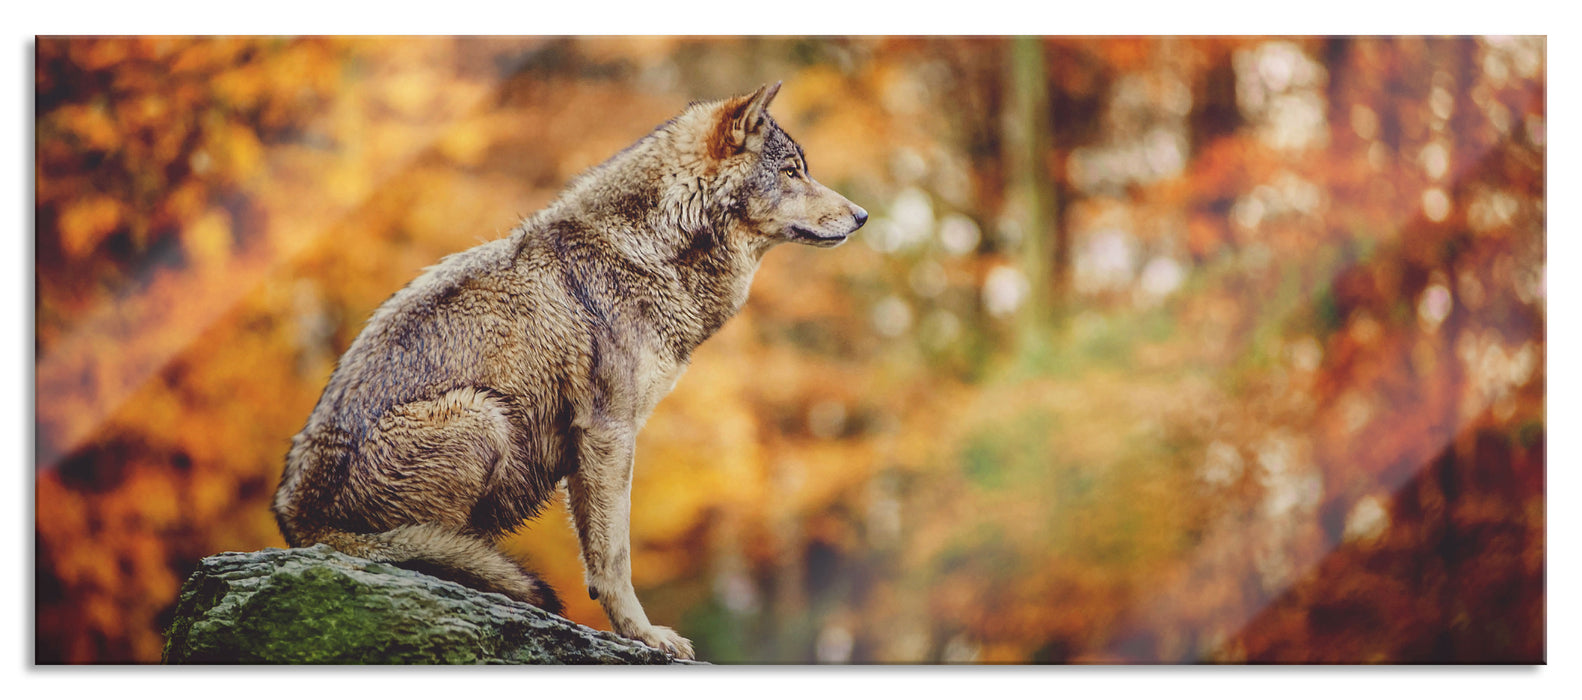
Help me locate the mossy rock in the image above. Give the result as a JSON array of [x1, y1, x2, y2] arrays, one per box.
[[163, 545, 695, 665]]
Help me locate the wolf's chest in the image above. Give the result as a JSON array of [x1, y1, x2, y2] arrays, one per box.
[[633, 347, 688, 423]]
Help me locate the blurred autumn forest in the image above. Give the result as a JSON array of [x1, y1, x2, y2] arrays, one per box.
[[34, 36, 1544, 664]]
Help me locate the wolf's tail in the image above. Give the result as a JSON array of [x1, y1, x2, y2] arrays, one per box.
[[308, 524, 564, 615]]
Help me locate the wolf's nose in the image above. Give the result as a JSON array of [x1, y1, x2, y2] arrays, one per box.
[[852, 206, 869, 228]]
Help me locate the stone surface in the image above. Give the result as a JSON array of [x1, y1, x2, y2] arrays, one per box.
[[163, 544, 696, 664]]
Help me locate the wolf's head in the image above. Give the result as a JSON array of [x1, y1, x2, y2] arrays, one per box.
[[617, 82, 867, 257], [696, 82, 868, 249], [552, 83, 866, 266]]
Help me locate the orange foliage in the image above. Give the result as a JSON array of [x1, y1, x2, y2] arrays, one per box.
[[34, 36, 1544, 664]]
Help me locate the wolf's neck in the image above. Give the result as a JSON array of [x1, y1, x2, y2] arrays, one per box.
[[516, 211, 758, 362], [673, 229, 759, 350], [560, 185, 764, 355]]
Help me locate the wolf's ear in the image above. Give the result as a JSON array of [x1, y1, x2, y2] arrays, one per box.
[[711, 81, 782, 158], [735, 81, 781, 136]]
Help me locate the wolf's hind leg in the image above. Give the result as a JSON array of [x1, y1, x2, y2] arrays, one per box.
[[351, 387, 518, 530], [302, 388, 565, 613]]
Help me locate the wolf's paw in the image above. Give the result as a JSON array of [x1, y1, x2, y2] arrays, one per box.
[[627, 624, 695, 660]]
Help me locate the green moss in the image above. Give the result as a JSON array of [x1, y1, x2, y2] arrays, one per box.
[[163, 547, 687, 665]]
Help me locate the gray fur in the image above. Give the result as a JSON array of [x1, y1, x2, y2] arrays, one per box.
[[272, 83, 867, 660]]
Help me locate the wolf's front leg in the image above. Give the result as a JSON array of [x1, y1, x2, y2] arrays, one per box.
[[566, 424, 695, 659]]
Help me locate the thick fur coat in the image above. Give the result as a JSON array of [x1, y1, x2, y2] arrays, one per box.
[[272, 83, 867, 659]]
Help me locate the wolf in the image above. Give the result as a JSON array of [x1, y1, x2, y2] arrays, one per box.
[[271, 83, 866, 659]]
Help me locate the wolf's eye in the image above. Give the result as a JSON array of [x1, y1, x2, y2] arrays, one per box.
[[782, 164, 802, 180]]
